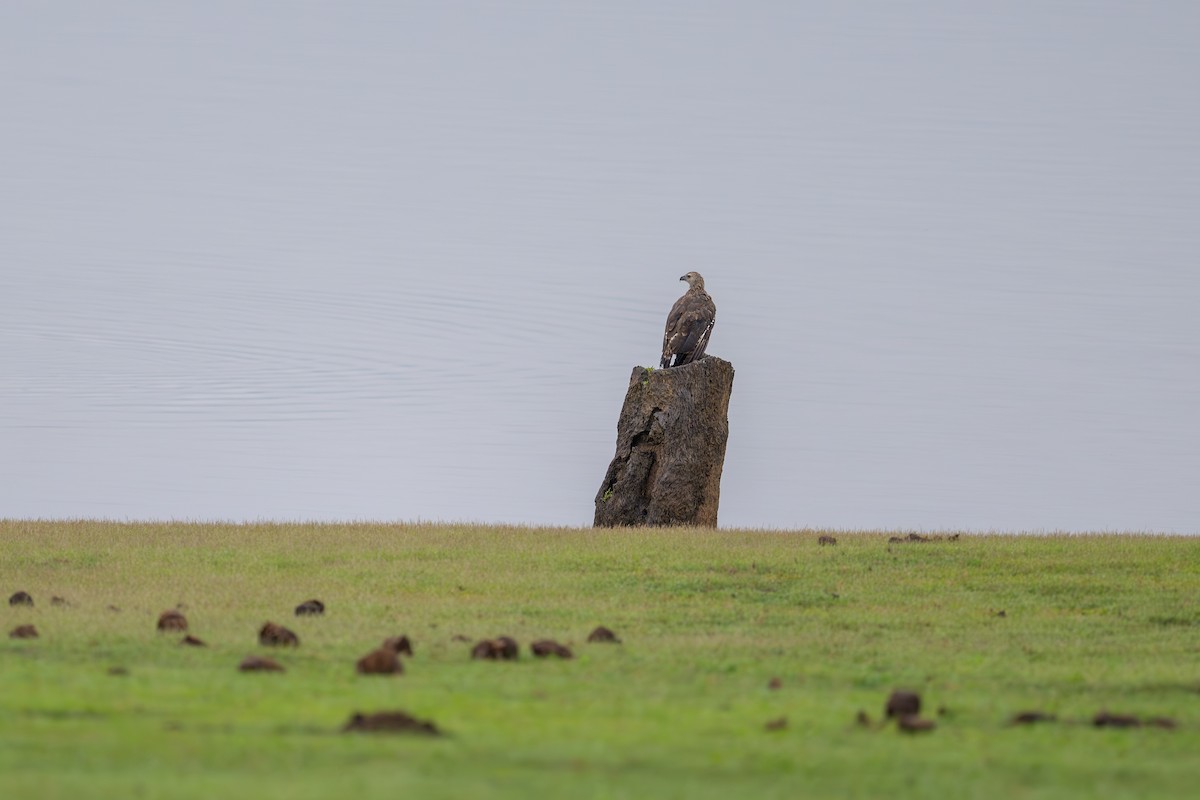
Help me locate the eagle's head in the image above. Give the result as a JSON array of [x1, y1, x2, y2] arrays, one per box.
[[679, 271, 705, 290]]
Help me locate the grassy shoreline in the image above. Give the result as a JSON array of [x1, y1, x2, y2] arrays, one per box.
[[2, 521, 1198, 798]]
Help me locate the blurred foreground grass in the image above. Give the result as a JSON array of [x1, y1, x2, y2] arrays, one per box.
[[1, 521, 1198, 799]]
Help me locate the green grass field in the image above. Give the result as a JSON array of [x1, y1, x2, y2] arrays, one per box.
[[1, 521, 1197, 798]]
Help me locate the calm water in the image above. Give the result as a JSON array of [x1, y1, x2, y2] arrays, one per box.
[[3, 2, 1198, 531]]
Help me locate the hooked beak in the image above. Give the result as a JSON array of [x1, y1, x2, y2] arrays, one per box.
[[679, 275, 687, 282]]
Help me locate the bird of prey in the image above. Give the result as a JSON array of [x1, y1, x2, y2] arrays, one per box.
[[660, 272, 716, 369]]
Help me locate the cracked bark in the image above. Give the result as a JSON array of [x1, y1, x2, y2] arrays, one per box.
[[594, 356, 734, 527]]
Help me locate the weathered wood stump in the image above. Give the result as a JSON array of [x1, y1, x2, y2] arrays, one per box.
[[594, 356, 734, 527]]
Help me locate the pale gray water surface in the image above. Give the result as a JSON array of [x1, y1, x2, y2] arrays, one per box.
[[2, 2, 1198, 531]]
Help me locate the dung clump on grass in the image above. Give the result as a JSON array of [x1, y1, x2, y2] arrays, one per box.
[[181, 635, 206, 647], [586, 626, 621, 644], [259, 621, 299, 647], [294, 599, 325, 616], [1010, 711, 1057, 725], [157, 610, 188, 632], [342, 711, 441, 736], [9, 624, 38, 639], [239, 655, 285, 672], [9, 591, 33, 607]]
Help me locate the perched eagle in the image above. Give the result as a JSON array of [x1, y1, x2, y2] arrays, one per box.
[[660, 272, 716, 369]]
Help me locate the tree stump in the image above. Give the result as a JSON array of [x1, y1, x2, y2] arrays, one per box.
[[594, 356, 734, 527]]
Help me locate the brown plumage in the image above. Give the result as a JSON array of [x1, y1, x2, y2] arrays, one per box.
[[471, 636, 519, 660], [356, 647, 403, 675], [157, 610, 188, 633], [530, 639, 574, 659], [238, 655, 285, 672], [586, 625, 621, 643], [660, 272, 716, 369], [9, 624, 38, 639], [259, 621, 299, 647]]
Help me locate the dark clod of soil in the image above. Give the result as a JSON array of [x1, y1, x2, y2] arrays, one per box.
[[1010, 711, 1057, 725], [107, 666, 129, 676], [342, 710, 441, 736], [239, 655, 285, 672], [1093, 711, 1141, 728], [818, 535, 837, 546], [897, 714, 936, 733], [9, 624, 38, 639], [356, 647, 403, 675], [294, 599, 325, 616], [471, 636, 519, 660], [885, 690, 922, 719], [107, 605, 121, 612], [768, 677, 783, 690], [530, 639, 574, 659], [996, 610, 1007, 618], [855, 710, 872, 727], [180, 635, 206, 647], [764, 716, 788, 732], [382, 635, 413, 656], [8, 591, 33, 607], [259, 621, 299, 647], [586, 625, 621, 644], [157, 610, 188, 633], [51, 596, 68, 607]]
